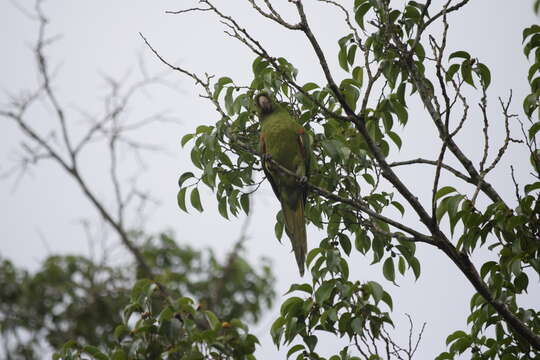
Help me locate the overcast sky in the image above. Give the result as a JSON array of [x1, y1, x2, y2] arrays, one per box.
[[0, 1, 538, 358]]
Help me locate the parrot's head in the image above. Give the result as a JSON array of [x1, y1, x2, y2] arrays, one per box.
[[255, 92, 274, 116]]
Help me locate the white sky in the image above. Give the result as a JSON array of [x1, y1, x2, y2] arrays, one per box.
[[0, 1, 538, 358]]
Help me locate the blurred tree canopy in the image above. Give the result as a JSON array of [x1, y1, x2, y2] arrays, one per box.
[[0, 233, 274, 359]]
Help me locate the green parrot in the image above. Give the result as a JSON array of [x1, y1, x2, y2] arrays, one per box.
[[255, 92, 310, 276]]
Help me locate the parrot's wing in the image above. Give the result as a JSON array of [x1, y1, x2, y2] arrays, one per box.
[[263, 163, 280, 199], [297, 128, 310, 205], [260, 134, 281, 200]]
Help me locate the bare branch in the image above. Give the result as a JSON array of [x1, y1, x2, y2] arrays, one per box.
[[316, 0, 362, 46], [1, 2, 180, 300], [429, 8, 451, 219], [246, 0, 301, 30], [421, 0, 470, 31]]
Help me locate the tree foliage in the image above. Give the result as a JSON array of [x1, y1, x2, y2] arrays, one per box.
[[166, 0, 540, 359], [0, 233, 274, 359]]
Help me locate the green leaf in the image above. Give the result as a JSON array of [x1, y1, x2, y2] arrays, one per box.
[[287, 344, 305, 359], [315, 281, 334, 304], [178, 172, 195, 188], [190, 188, 203, 212], [523, 34, 540, 58], [523, 24, 540, 43], [285, 283, 313, 295], [447, 195, 463, 218], [339, 258, 350, 280], [352, 66, 364, 88], [480, 261, 496, 279], [476, 63, 491, 89], [396, 83, 407, 106], [224, 87, 235, 115], [461, 60, 475, 87], [111, 349, 127, 360], [275, 219, 284, 241], [204, 310, 221, 330], [449, 51, 471, 60], [525, 181, 540, 193], [529, 122, 540, 140], [338, 46, 349, 71], [305, 335, 318, 352], [510, 257, 521, 276], [409, 256, 421, 279], [177, 187, 188, 212], [306, 248, 322, 267], [528, 63, 540, 81], [348, 44, 358, 65], [436, 199, 447, 222], [435, 352, 453, 360], [195, 125, 214, 134], [217, 76, 233, 86], [280, 297, 303, 316], [523, 93, 538, 117], [391, 99, 408, 124], [446, 63, 460, 82], [271, 316, 286, 347], [514, 272, 529, 293], [446, 330, 467, 345], [355, 2, 372, 30], [252, 57, 268, 75], [218, 196, 229, 219], [190, 147, 202, 169], [435, 186, 457, 200], [351, 317, 363, 334], [382, 291, 393, 310], [391, 201, 405, 216], [414, 43, 426, 62], [327, 211, 341, 237], [388, 131, 402, 149], [240, 193, 250, 214], [383, 257, 395, 282], [343, 83, 360, 111], [367, 281, 383, 303], [398, 256, 406, 275], [83, 346, 108, 360], [338, 233, 352, 256], [113, 324, 129, 341], [362, 173, 375, 186], [158, 306, 174, 322], [302, 82, 319, 92], [449, 335, 472, 354], [322, 139, 341, 161], [131, 279, 152, 301], [181, 133, 195, 147]]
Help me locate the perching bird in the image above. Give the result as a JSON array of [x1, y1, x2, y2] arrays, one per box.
[[255, 92, 310, 276]]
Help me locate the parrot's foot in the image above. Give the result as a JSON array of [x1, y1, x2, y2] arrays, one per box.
[[297, 175, 308, 184], [261, 153, 272, 162]]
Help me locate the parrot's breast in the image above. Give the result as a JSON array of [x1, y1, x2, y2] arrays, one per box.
[[261, 111, 303, 172]]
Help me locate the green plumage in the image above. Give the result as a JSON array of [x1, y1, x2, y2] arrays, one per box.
[[256, 93, 309, 276]]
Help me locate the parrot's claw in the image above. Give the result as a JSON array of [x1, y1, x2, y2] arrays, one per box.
[[261, 153, 272, 162], [297, 176, 308, 184]]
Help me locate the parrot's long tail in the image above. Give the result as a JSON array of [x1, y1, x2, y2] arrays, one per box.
[[282, 199, 307, 276]]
